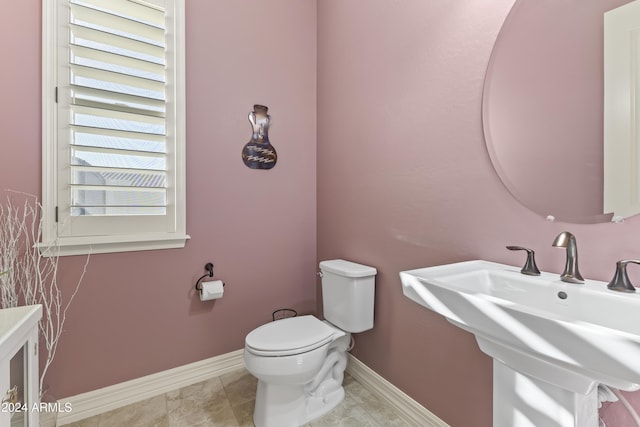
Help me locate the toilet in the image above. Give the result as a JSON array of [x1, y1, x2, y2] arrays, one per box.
[[243, 259, 377, 427]]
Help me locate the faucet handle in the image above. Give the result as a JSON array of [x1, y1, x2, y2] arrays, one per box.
[[607, 260, 640, 292], [506, 246, 541, 276]]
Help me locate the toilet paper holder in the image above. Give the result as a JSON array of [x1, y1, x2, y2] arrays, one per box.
[[194, 262, 224, 291]]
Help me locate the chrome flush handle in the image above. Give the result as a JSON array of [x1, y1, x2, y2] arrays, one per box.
[[607, 259, 640, 293]]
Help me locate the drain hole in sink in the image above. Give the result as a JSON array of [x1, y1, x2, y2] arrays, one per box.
[[557, 291, 568, 300]]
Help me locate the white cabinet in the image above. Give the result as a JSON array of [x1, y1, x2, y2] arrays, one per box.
[[0, 306, 42, 427]]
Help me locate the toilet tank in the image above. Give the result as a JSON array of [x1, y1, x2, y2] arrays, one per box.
[[319, 259, 377, 333]]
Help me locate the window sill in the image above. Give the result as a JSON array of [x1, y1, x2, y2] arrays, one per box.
[[38, 233, 191, 257]]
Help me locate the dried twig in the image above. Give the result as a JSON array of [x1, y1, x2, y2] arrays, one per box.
[[0, 192, 88, 396]]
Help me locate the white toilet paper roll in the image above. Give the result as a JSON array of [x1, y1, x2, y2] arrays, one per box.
[[199, 280, 224, 301]]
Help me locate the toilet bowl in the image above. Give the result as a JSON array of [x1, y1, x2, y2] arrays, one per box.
[[243, 259, 377, 427], [244, 316, 350, 426]]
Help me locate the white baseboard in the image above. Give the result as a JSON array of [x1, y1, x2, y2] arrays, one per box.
[[346, 354, 449, 427], [57, 349, 244, 425], [57, 349, 448, 427]]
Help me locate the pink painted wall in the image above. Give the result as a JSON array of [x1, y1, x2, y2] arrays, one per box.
[[1, 0, 317, 399], [317, 0, 640, 426]]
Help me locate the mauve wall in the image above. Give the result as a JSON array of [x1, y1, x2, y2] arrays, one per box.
[[317, 1, 640, 426], [1, 0, 317, 399]]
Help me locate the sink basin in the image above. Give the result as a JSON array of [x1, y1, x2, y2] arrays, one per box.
[[400, 260, 640, 395]]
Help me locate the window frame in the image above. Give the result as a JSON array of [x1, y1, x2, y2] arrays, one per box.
[[41, 0, 189, 256]]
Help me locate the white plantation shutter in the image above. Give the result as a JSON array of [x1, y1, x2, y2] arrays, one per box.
[[42, 0, 188, 255], [68, 0, 167, 218]]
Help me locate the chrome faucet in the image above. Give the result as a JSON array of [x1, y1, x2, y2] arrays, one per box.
[[552, 231, 584, 284]]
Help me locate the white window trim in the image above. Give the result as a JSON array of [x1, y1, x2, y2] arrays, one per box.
[[41, 0, 189, 256]]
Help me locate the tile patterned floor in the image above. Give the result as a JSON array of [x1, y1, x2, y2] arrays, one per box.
[[62, 369, 411, 427]]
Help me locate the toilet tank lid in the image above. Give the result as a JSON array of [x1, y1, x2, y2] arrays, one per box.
[[319, 259, 377, 278]]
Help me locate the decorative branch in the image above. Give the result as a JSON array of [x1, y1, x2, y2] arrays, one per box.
[[0, 192, 89, 396], [0, 197, 30, 309]]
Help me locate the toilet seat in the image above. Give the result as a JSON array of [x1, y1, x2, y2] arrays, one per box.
[[245, 315, 341, 357]]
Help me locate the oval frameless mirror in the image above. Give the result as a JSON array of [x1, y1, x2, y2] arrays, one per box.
[[482, 0, 632, 224]]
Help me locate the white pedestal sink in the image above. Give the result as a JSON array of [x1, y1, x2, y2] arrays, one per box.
[[400, 260, 640, 427]]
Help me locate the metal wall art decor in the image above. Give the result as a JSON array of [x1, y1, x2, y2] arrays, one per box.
[[242, 104, 277, 169]]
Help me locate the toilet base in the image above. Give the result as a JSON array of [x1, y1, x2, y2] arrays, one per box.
[[304, 385, 345, 422], [253, 381, 306, 427], [252, 380, 346, 427]]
